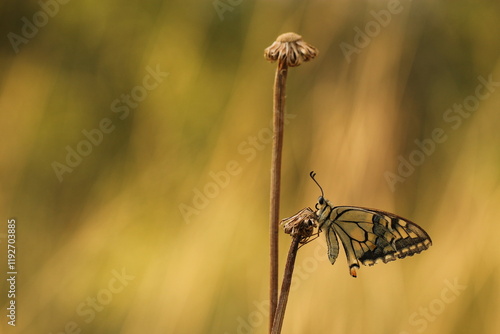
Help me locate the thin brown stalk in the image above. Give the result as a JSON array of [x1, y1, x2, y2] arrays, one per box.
[[269, 59, 288, 332], [271, 234, 300, 334], [272, 207, 317, 334], [264, 32, 318, 334]]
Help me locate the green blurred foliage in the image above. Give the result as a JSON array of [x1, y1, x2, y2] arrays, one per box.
[[1, 0, 499, 333]]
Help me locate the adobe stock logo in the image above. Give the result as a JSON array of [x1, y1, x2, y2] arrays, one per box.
[[399, 277, 467, 334], [339, 0, 408, 64], [7, 0, 72, 54], [48, 268, 135, 334], [385, 74, 500, 192], [51, 65, 168, 182], [213, 0, 243, 21], [223, 244, 327, 334], [178, 111, 296, 224]]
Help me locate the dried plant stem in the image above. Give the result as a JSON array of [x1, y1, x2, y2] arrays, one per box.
[[269, 60, 288, 333], [271, 235, 301, 334], [265, 32, 317, 334]]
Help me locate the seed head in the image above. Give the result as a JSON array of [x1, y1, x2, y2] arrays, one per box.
[[264, 32, 318, 67], [281, 207, 318, 242]]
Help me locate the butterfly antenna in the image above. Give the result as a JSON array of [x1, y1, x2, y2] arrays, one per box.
[[309, 171, 324, 198]]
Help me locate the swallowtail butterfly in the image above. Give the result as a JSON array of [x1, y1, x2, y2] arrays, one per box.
[[310, 172, 432, 277]]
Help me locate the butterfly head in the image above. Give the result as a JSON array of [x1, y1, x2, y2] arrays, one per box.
[[316, 194, 327, 210], [310, 171, 332, 226]]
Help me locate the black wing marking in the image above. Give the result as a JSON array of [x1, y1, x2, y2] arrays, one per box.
[[324, 206, 432, 277]]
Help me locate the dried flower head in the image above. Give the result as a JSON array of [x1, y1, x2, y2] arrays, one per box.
[[281, 207, 318, 243], [264, 32, 318, 67]]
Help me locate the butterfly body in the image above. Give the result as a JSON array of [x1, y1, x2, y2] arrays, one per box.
[[315, 196, 432, 277]]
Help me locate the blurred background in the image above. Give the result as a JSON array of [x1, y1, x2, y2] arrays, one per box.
[[1, 0, 499, 333]]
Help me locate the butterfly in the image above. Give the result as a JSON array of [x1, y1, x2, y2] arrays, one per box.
[[310, 172, 432, 277]]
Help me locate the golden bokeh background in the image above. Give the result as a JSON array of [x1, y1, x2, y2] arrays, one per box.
[[1, 1, 499, 333]]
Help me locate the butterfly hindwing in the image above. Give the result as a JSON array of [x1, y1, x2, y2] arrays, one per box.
[[325, 224, 340, 265], [322, 206, 432, 277]]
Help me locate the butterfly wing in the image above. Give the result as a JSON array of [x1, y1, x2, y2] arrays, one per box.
[[325, 206, 432, 277], [325, 224, 340, 265]]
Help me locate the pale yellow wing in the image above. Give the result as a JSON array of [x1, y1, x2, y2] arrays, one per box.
[[324, 206, 432, 277]]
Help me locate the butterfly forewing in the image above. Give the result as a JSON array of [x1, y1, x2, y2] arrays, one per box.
[[321, 206, 432, 277]]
